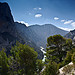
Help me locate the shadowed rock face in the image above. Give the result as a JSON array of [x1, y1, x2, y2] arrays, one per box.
[[0, 2, 18, 51], [0, 2, 43, 59], [0, 2, 14, 24], [0, 2, 14, 33], [65, 29, 75, 39]]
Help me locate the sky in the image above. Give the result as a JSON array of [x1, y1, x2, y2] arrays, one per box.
[[0, 0, 75, 31]]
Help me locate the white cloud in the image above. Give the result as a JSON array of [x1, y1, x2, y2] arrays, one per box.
[[17, 21, 29, 27], [34, 7, 42, 10], [54, 17, 59, 20], [71, 22, 75, 28], [61, 20, 65, 22], [35, 14, 42, 18], [64, 20, 73, 24], [58, 27, 73, 31], [38, 8, 42, 10]]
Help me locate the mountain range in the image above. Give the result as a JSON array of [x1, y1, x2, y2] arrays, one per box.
[[0, 2, 69, 59], [65, 29, 75, 39]]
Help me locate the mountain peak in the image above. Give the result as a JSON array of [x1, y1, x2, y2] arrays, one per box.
[[0, 2, 14, 32], [0, 2, 14, 25]]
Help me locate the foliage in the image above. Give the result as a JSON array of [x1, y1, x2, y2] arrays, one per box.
[[0, 34, 74, 75], [8, 56, 20, 75], [64, 51, 72, 63], [9, 42, 38, 75], [0, 49, 9, 75], [36, 59, 44, 74], [46, 34, 72, 63], [42, 61, 59, 75], [0, 42, 39, 75], [72, 52, 75, 64], [58, 51, 72, 69]]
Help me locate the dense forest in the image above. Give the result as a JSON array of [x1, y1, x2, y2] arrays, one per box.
[[0, 35, 75, 75]]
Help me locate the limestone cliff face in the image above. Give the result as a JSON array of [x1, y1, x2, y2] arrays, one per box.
[[0, 2, 17, 50], [0, 2, 14, 33], [0, 2, 14, 24]]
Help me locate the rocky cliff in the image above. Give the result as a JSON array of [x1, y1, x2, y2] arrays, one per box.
[[0, 2, 17, 50], [0, 2, 43, 59]]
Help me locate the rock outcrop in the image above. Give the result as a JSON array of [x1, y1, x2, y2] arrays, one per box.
[[0, 2, 14, 33]]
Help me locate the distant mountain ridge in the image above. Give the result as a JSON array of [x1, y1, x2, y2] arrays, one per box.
[[28, 24, 68, 48], [65, 29, 75, 39], [0, 2, 68, 59]]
